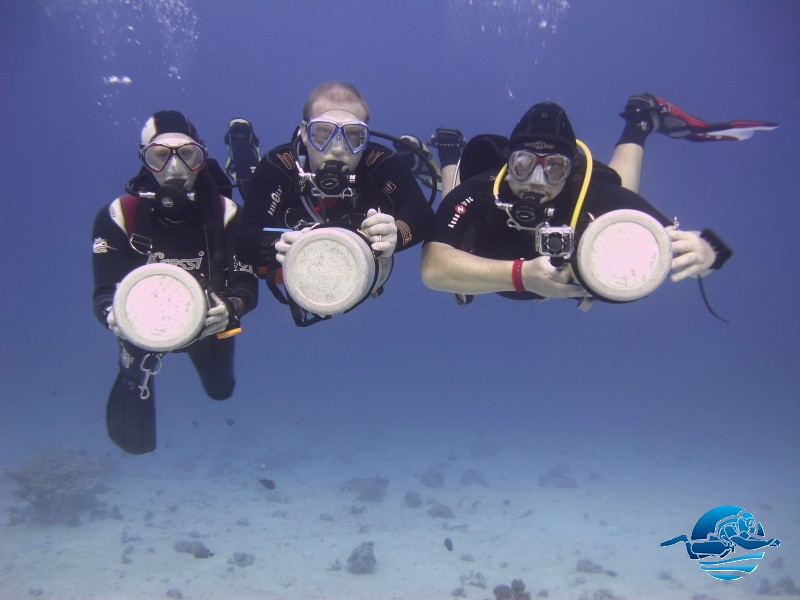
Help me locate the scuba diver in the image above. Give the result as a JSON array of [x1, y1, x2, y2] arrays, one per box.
[[420, 101, 735, 308], [92, 110, 258, 454], [233, 81, 435, 326]]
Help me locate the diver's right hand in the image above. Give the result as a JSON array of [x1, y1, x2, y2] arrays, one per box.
[[274, 230, 306, 264], [522, 256, 590, 298]]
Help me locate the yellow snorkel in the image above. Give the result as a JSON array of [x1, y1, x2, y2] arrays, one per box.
[[492, 162, 508, 200], [566, 139, 593, 283], [570, 140, 592, 228]]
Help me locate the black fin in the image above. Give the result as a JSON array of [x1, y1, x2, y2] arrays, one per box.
[[106, 371, 157, 454]]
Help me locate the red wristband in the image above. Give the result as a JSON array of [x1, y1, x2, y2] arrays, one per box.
[[512, 258, 525, 292]]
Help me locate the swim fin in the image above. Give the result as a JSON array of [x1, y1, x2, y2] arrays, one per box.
[[621, 94, 778, 142], [224, 119, 261, 202], [106, 371, 156, 455]]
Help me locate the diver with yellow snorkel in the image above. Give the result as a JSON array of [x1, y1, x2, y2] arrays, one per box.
[[420, 101, 738, 309]]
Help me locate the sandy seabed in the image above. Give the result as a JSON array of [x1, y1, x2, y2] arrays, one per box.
[[1, 425, 796, 600]]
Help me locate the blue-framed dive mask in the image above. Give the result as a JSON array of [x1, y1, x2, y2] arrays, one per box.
[[305, 119, 370, 154]]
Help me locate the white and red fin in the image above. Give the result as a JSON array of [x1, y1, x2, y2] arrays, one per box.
[[653, 95, 779, 142]]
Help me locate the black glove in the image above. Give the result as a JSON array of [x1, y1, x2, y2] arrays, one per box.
[[700, 228, 733, 271], [220, 295, 244, 320]]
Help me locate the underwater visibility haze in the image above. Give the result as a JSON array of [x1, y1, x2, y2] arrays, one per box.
[[0, 1, 798, 598]]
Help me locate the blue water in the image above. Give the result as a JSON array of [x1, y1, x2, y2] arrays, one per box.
[[1, 1, 798, 598]]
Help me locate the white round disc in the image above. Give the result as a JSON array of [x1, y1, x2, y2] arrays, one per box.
[[576, 209, 672, 301], [113, 263, 206, 351], [282, 227, 376, 316]]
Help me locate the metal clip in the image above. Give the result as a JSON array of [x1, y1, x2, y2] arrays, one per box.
[[138, 353, 163, 400], [129, 233, 154, 256]]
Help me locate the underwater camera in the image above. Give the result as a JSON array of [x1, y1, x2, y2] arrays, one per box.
[[535, 224, 575, 258]]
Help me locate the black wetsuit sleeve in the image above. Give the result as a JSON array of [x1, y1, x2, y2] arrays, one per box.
[[367, 150, 434, 251], [236, 149, 294, 267], [427, 180, 487, 249], [224, 201, 258, 315], [91, 202, 144, 325]]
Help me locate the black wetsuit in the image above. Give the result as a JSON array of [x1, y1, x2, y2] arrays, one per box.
[[237, 141, 435, 269], [428, 158, 671, 301], [92, 168, 257, 453]]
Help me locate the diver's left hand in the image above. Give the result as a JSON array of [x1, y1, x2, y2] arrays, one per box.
[[668, 228, 715, 282], [200, 296, 229, 338], [361, 209, 397, 257]]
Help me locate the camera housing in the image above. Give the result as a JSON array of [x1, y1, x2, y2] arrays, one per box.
[[535, 225, 575, 258]]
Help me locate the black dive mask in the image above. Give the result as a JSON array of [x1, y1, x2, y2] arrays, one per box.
[[314, 161, 356, 197]]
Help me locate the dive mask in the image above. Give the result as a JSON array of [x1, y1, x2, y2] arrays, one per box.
[[508, 150, 571, 185], [141, 141, 208, 174], [306, 119, 370, 154]]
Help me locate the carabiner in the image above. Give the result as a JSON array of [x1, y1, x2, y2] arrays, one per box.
[[138, 353, 163, 400]]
